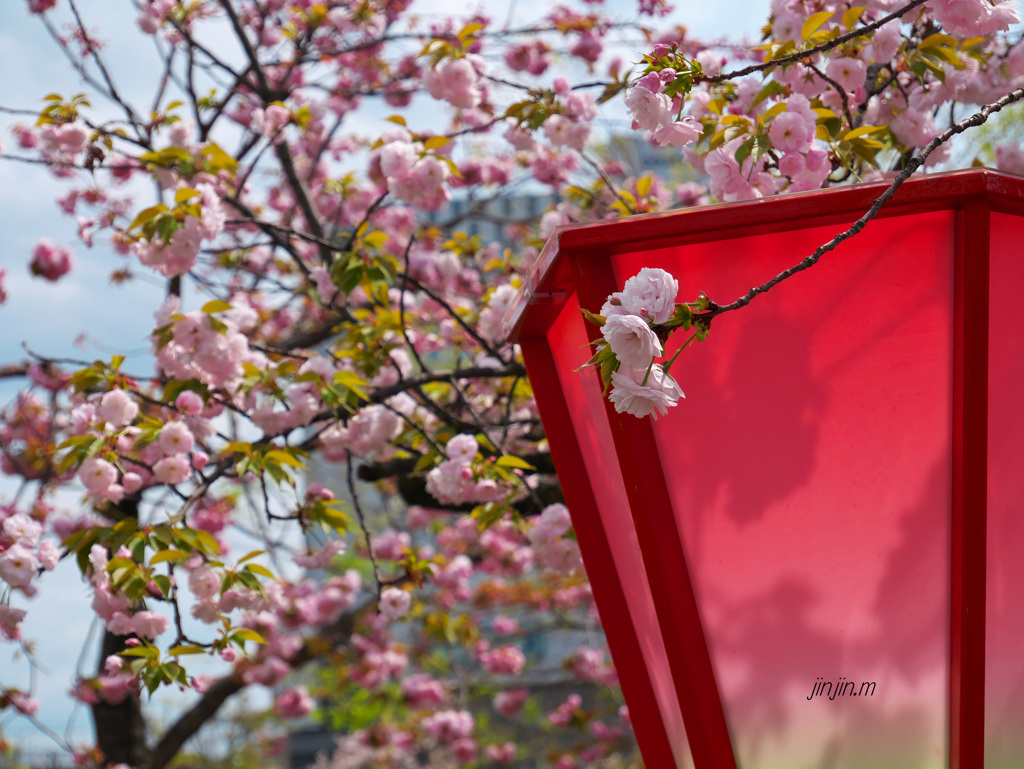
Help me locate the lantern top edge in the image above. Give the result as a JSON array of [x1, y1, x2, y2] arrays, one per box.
[[503, 167, 1024, 343]]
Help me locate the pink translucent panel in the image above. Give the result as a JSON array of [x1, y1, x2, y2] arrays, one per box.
[[985, 211, 1024, 768], [547, 299, 692, 769], [617, 211, 955, 768]]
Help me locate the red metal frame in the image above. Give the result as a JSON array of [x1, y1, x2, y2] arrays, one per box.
[[518, 337, 680, 768], [508, 168, 1024, 769], [950, 201, 989, 768], [569, 253, 737, 769]]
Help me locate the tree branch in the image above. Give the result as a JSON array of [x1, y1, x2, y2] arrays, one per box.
[[705, 0, 929, 84], [152, 599, 372, 769], [698, 86, 1024, 322]]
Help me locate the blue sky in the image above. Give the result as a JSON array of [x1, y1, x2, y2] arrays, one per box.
[[0, 0, 769, 756]]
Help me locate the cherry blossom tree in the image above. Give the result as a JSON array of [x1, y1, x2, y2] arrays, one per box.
[[1, 0, 1023, 768]]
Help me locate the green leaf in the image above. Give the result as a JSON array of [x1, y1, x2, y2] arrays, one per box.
[[762, 102, 788, 123], [152, 575, 172, 597], [120, 645, 159, 659], [843, 125, 887, 140], [113, 517, 138, 535], [423, 135, 450, 151], [150, 549, 190, 565], [168, 645, 208, 656], [126, 204, 168, 233], [414, 452, 440, 472], [579, 307, 605, 327], [667, 302, 693, 329], [174, 187, 199, 204], [313, 505, 350, 533], [842, 6, 866, 30], [201, 299, 233, 314], [920, 32, 957, 49], [734, 136, 755, 165], [245, 563, 276, 579], [362, 231, 389, 249], [198, 142, 238, 173], [471, 503, 506, 529], [457, 21, 485, 40], [232, 628, 267, 645], [332, 371, 369, 400], [751, 81, 786, 110], [801, 11, 834, 40], [193, 529, 222, 555], [497, 456, 535, 471], [265, 449, 305, 468], [236, 549, 265, 565]]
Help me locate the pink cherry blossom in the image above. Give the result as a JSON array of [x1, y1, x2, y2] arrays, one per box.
[[98, 389, 139, 428], [0, 605, 26, 640], [153, 455, 192, 485], [0, 544, 37, 588], [624, 84, 673, 131], [479, 645, 526, 676], [769, 110, 815, 152], [174, 390, 204, 415], [275, 686, 315, 718], [3, 513, 42, 546], [188, 564, 221, 600], [79, 457, 118, 493], [825, 57, 867, 92], [601, 314, 662, 368], [608, 363, 684, 420], [293, 539, 346, 569], [30, 238, 73, 281], [606, 267, 679, 324], [421, 709, 474, 744], [133, 610, 170, 638], [651, 116, 703, 147], [493, 688, 528, 717], [423, 57, 484, 110], [158, 420, 195, 455], [378, 587, 412, 620]]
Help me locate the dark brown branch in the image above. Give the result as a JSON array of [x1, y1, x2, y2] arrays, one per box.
[[705, 0, 929, 84], [0, 363, 30, 380], [218, 0, 271, 96], [67, 0, 144, 134], [368, 363, 527, 404], [807, 63, 854, 129], [91, 632, 148, 768], [347, 450, 382, 596], [358, 451, 556, 482], [151, 673, 244, 769], [152, 599, 372, 769], [399, 272, 509, 362]]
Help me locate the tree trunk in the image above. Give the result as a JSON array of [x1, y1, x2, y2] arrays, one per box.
[[91, 631, 149, 769]]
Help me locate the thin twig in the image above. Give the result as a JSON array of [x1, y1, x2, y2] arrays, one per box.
[[346, 450, 381, 596], [807, 63, 854, 129]]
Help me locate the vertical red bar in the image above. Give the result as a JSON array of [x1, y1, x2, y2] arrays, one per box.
[[570, 252, 737, 769], [950, 201, 989, 768], [518, 337, 680, 769]]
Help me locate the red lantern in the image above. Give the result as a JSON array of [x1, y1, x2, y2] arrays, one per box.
[[506, 169, 1024, 769]]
